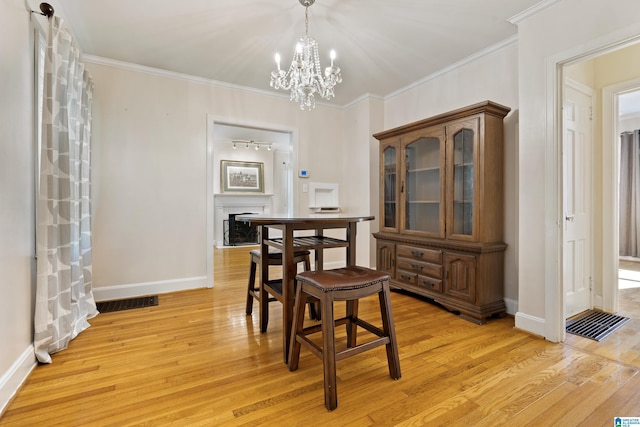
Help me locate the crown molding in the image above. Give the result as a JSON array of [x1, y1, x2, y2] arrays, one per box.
[[385, 34, 519, 102], [508, 0, 562, 25], [81, 54, 343, 110]]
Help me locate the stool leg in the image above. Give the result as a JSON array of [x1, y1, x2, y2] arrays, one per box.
[[345, 299, 359, 348], [302, 256, 321, 320], [321, 292, 338, 411], [246, 257, 257, 315], [308, 302, 319, 320], [259, 274, 269, 333], [379, 281, 401, 379], [288, 283, 307, 371]]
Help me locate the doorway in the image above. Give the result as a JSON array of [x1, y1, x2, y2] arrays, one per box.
[[611, 86, 640, 311], [561, 42, 640, 328], [206, 117, 297, 287]]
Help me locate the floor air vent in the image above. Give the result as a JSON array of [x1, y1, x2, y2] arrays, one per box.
[[97, 296, 158, 313], [566, 310, 630, 341]]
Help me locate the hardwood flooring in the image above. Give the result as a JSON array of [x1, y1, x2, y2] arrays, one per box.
[[1, 247, 639, 426]]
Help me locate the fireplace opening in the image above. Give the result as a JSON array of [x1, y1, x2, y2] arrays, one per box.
[[224, 213, 259, 246]]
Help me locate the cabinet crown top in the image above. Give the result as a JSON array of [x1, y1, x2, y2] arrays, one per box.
[[373, 100, 510, 140]]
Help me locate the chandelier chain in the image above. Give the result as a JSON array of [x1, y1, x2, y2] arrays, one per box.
[[305, 5, 309, 35]]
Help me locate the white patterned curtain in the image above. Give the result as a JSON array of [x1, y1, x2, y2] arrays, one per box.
[[34, 16, 98, 364], [619, 130, 640, 258]]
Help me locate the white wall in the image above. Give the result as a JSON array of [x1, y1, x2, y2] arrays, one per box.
[[213, 144, 277, 195], [87, 27, 524, 313], [343, 97, 385, 267], [0, 0, 38, 413], [211, 142, 283, 247], [86, 61, 360, 299], [515, 0, 640, 339], [593, 43, 640, 134]]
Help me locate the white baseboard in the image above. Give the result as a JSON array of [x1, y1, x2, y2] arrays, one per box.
[[514, 311, 546, 337], [503, 297, 518, 315], [0, 345, 36, 415], [93, 276, 209, 302]]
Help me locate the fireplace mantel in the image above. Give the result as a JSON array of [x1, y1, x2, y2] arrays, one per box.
[[214, 194, 273, 247], [214, 193, 274, 197]]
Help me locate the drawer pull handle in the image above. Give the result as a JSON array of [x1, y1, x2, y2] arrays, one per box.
[[411, 264, 424, 270], [422, 280, 433, 287], [411, 250, 423, 258], [400, 274, 413, 281]]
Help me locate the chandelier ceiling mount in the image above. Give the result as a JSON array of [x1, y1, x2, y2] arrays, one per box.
[[270, 0, 342, 110]]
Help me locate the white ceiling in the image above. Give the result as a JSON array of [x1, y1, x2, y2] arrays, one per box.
[[42, 0, 543, 107]]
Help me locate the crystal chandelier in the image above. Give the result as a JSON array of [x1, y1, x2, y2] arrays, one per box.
[[270, 0, 342, 110]]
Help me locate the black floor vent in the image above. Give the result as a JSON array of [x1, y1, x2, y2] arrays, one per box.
[[97, 296, 158, 313], [566, 310, 630, 341]]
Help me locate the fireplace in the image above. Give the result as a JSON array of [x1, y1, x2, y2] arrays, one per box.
[[224, 213, 259, 246], [213, 193, 272, 248]]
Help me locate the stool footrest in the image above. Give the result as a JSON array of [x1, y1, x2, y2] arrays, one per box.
[[295, 335, 324, 359], [336, 337, 390, 362], [351, 318, 385, 338], [296, 316, 390, 362], [248, 288, 277, 303]]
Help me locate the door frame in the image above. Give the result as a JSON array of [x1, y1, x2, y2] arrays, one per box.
[[545, 34, 640, 343], [205, 115, 299, 288]]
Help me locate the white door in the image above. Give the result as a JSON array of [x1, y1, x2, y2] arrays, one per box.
[[563, 82, 593, 319]]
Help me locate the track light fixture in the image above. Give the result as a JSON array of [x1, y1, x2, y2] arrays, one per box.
[[230, 140, 275, 151]]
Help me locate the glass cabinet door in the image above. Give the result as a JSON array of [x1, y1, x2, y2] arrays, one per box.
[[447, 119, 478, 240], [381, 143, 398, 231], [403, 131, 444, 236]]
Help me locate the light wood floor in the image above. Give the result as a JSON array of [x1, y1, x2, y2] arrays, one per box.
[[2, 247, 640, 426]]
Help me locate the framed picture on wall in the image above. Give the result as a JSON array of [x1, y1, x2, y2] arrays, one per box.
[[221, 160, 264, 193]]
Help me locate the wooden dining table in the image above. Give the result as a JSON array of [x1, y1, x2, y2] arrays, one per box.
[[235, 213, 374, 362]]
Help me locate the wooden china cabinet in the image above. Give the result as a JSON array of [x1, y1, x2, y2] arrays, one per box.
[[373, 101, 511, 324]]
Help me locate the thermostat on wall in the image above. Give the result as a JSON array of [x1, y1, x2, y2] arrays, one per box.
[[299, 170, 309, 178]]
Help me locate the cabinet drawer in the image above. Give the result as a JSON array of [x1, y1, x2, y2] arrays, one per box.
[[396, 269, 417, 285], [396, 258, 442, 278], [418, 276, 442, 292], [397, 245, 442, 263]]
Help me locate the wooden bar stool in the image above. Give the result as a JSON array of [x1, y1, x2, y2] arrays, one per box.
[[288, 266, 401, 411], [246, 248, 311, 331]]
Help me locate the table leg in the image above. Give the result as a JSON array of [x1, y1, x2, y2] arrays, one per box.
[[260, 226, 270, 333], [282, 224, 295, 363], [346, 222, 358, 342], [315, 228, 324, 271], [346, 222, 357, 266]]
